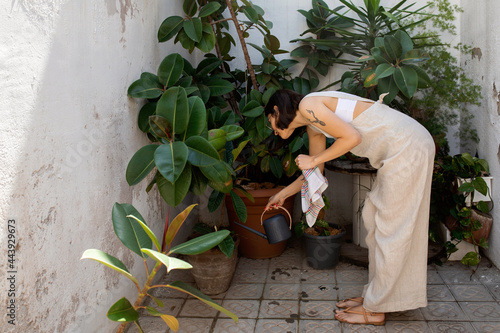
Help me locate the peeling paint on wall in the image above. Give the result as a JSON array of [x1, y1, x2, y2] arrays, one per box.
[[472, 47, 482, 61], [493, 82, 500, 116], [119, 0, 133, 33]]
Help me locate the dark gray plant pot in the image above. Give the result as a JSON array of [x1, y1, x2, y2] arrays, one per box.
[[304, 225, 345, 270]]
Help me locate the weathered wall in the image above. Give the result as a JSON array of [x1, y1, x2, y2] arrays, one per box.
[[460, 0, 500, 267], [0, 1, 192, 332]]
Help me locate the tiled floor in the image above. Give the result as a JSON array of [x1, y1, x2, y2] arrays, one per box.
[[127, 238, 500, 333]]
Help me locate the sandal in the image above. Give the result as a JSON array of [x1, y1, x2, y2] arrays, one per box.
[[335, 305, 385, 326], [336, 297, 363, 309]]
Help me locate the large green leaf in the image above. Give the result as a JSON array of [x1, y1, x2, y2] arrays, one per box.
[[374, 63, 395, 80], [141, 249, 192, 272], [156, 87, 189, 135], [156, 167, 192, 207], [241, 100, 264, 117], [126, 144, 159, 186], [164, 204, 197, 249], [155, 141, 189, 184], [146, 307, 179, 332], [81, 249, 138, 285], [196, 22, 216, 52], [199, 161, 232, 183], [393, 66, 418, 98], [185, 136, 220, 166], [394, 30, 414, 55], [207, 129, 227, 150], [183, 0, 197, 16], [230, 190, 247, 223], [196, 57, 222, 77], [183, 18, 203, 42], [126, 215, 161, 251], [401, 49, 430, 64], [149, 115, 171, 138], [199, 2, 221, 17], [383, 35, 403, 60], [377, 76, 399, 103], [472, 177, 488, 196], [220, 125, 244, 141], [127, 75, 163, 99], [371, 47, 390, 64], [158, 16, 184, 43], [112, 203, 152, 257], [205, 79, 234, 96], [185, 96, 206, 138], [107, 298, 139, 322], [270, 156, 283, 179], [158, 53, 184, 87], [137, 102, 156, 133], [169, 230, 230, 255], [167, 281, 238, 322]]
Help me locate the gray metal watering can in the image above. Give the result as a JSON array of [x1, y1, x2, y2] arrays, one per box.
[[232, 206, 292, 244]]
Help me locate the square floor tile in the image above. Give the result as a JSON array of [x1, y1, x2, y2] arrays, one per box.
[[178, 299, 219, 317], [336, 270, 369, 284], [386, 321, 430, 332], [437, 270, 481, 285], [300, 300, 336, 319], [219, 299, 260, 318], [299, 320, 341, 332], [143, 298, 185, 317], [237, 257, 270, 270], [259, 300, 299, 318], [459, 301, 500, 321], [341, 322, 386, 332], [267, 267, 302, 283], [426, 285, 455, 301], [269, 254, 302, 269], [168, 318, 213, 333], [233, 268, 268, 283], [385, 308, 424, 321], [301, 284, 338, 300], [256, 318, 298, 332], [301, 270, 335, 284], [126, 317, 169, 333], [471, 321, 500, 332], [427, 270, 444, 284], [337, 284, 365, 302], [428, 321, 476, 333], [420, 302, 467, 321], [264, 283, 300, 300], [449, 284, 495, 301], [224, 283, 264, 299], [213, 318, 256, 333], [484, 283, 500, 300]]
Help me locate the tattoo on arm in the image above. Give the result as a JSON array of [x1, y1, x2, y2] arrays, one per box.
[[306, 109, 326, 127]]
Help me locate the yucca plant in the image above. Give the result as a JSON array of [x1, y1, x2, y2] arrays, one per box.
[[81, 203, 237, 332]]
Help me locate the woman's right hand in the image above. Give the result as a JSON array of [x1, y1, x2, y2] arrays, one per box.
[[265, 191, 286, 211]]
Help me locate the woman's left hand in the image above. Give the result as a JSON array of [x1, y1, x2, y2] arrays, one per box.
[[295, 154, 316, 170]]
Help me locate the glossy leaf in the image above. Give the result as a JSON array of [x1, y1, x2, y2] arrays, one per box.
[[230, 190, 247, 223], [112, 203, 152, 257], [241, 100, 264, 117], [208, 190, 225, 213], [374, 63, 395, 80], [205, 79, 234, 96], [126, 215, 161, 251], [377, 76, 399, 103], [126, 144, 159, 186], [270, 156, 283, 179], [208, 129, 227, 150], [371, 47, 390, 64], [149, 115, 171, 138], [127, 76, 163, 99], [141, 249, 192, 272], [394, 30, 414, 55], [138, 102, 157, 133], [218, 235, 235, 258], [183, 0, 197, 16], [472, 177, 488, 196], [199, 2, 221, 17], [156, 87, 189, 135], [394, 66, 418, 97], [158, 53, 184, 87], [460, 251, 480, 266], [156, 167, 192, 207], [81, 249, 139, 286], [169, 230, 230, 255], [158, 16, 184, 43], [184, 18, 203, 43], [107, 298, 139, 322], [232, 140, 250, 161], [167, 281, 238, 322], [186, 136, 220, 166], [185, 96, 206, 138], [155, 141, 188, 183], [196, 22, 216, 52], [383, 35, 403, 60], [220, 125, 244, 141], [196, 57, 222, 77], [164, 204, 197, 248], [146, 307, 179, 332], [200, 161, 232, 183]]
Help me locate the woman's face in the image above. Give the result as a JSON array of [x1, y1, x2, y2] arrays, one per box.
[[267, 112, 294, 139]]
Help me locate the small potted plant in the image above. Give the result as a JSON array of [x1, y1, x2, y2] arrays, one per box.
[[295, 196, 346, 269]]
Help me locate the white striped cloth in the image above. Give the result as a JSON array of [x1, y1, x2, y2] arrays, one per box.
[[301, 167, 329, 227]]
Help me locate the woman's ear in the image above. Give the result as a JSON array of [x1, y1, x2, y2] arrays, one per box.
[[273, 105, 279, 116]]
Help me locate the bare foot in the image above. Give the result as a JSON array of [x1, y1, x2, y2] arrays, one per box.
[[335, 305, 385, 326], [336, 296, 363, 309]]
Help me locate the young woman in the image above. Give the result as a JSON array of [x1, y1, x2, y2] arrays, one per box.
[[264, 89, 435, 325]]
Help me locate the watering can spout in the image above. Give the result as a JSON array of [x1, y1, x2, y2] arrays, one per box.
[[232, 221, 268, 239]]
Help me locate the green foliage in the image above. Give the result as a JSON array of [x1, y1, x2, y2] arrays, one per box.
[[81, 203, 238, 331]]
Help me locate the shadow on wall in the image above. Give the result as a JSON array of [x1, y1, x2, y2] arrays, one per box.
[[3, 1, 193, 332]]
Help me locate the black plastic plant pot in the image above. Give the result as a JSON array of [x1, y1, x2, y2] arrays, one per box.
[[304, 225, 345, 270]]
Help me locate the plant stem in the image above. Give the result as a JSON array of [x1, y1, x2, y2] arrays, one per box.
[[224, 0, 259, 90]]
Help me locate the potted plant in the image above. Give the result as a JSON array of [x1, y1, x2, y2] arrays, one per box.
[[184, 223, 240, 295], [294, 196, 346, 269], [81, 203, 237, 333], [431, 152, 493, 266]]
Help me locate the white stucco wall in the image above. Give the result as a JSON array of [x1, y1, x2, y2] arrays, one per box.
[[0, 1, 192, 332], [460, 0, 500, 267]]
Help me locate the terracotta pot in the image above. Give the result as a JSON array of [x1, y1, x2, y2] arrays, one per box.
[[226, 187, 295, 259], [445, 209, 493, 244], [186, 237, 239, 295]]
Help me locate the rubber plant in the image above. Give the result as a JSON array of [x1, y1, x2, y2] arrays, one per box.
[[81, 203, 237, 332]]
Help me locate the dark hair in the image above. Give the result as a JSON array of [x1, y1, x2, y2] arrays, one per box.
[[264, 89, 305, 130]]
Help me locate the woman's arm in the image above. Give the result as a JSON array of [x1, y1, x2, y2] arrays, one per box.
[[294, 97, 361, 170]]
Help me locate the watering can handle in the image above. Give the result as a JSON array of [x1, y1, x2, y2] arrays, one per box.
[[261, 206, 292, 229]]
